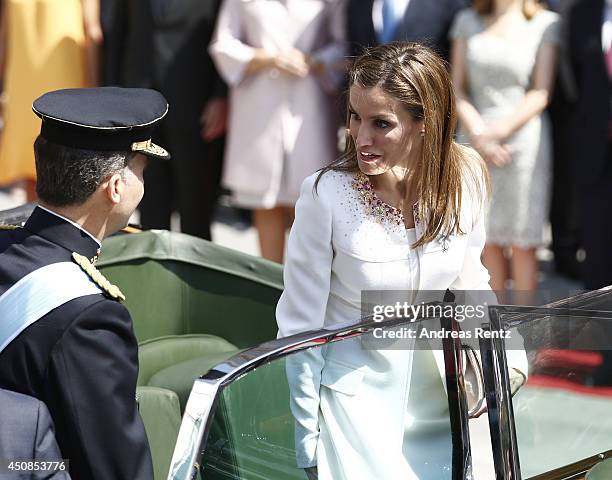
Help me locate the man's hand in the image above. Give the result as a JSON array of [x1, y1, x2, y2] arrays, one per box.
[[200, 97, 228, 142]]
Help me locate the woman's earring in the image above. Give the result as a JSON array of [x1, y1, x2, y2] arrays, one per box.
[[420, 130, 425, 138]]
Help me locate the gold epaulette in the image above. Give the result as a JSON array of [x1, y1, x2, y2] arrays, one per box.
[[72, 252, 126, 302], [0, 224, 19, 230], [121, 225, 142, 234]]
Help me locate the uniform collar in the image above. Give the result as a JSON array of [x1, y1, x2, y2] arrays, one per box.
[[24, 206, 101, 261]]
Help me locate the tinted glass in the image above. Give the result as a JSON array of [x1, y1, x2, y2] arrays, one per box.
[[501, 306, 612, 478], [198, 321, 455, 479]]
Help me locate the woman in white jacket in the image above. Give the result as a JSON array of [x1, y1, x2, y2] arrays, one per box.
[[276, 42, 527, 479]]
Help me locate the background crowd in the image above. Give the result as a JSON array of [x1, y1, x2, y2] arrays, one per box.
[[0, 0, 610, 297]]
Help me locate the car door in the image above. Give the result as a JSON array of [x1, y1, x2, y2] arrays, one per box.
[[168, 309, 474, 480], [481, 288, 612, 479]]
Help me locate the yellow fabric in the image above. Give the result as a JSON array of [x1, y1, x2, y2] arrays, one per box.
[[0, 0, 88, 185]]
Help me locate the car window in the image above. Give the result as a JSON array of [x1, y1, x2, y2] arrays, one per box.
[[198, 322, 456, 479], [500, 309, 612, 478]]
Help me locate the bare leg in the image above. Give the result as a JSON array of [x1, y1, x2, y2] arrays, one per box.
[[483, 243, 509, 303], [510, 246, 538, 305], [254, 207, 287, 263]]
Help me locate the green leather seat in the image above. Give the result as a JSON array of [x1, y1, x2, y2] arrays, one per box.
[[139, 334, 240, 411], [138, 335, 239, 386], [137, 386, 182, 480], [136, 335, 239, 479], [97, 231, 284, 479]]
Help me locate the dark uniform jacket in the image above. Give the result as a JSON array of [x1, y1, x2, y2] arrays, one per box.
[[0, 207, 153, 480], [0, 388, 70, 479]]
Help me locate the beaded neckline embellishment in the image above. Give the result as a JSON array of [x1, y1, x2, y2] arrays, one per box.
[[351, 173, 404, 226]]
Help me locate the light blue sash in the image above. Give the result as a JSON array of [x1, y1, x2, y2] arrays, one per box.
[[0, 262, 102, 354]]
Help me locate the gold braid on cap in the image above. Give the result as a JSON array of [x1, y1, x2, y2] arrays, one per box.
[[72, 252, 126, 302], [0, 224, 19, 230]]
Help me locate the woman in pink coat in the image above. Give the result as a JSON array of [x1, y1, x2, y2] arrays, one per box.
[[209, 0, 346, 263]]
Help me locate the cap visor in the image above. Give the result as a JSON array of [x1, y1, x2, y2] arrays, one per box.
[[134, 142, 170, 160]]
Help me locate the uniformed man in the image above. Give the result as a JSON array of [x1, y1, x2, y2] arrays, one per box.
[[0, 87, 170, 480]]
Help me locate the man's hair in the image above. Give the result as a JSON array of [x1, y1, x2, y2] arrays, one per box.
[[34, 136, 134, 206]]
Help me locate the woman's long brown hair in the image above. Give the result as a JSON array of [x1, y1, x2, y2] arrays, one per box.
[[316, 42, 488, 248], [472, 0, 543, 20]]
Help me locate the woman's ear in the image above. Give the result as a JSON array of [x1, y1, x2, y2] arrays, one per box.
[[104, 173, 124, 205]]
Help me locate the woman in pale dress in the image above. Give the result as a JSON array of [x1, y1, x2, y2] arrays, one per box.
[[209, 0, 345, 263], [0, 0, 101, 201], [450, 0, 560, 302], [276, 42, 527, 479]]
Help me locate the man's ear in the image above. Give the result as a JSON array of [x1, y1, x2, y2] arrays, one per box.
[[104, 173, 124, 205]]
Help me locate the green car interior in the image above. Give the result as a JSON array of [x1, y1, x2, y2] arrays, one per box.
[[97, 230, 283, 479]]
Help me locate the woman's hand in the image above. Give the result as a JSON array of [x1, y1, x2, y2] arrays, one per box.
[[470, 124, 512, 167], [246, 48, 311, 78], [272, 48, 310, 78], [472, 137, 512, 167]]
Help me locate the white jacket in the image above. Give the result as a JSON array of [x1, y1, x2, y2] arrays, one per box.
[[276, 169, 527, 479], [208, 0, 346, 207]]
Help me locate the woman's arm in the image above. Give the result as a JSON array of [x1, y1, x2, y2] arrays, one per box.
[[451, 38, 485, 139], [490, 41, 558, 140], [208, 0, 258, 85], [277, 174, 334, 469], [277, 174, 333, 337], [209, 0, 310, 85], [451, 37, 512, 167], [308, 0, 348, 92]]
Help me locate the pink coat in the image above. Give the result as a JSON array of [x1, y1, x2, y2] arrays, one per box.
[[209, 0, 346, 208]]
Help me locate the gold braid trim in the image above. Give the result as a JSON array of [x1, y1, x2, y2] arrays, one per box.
[[72, 252, 126, 302], [0, 224, 19, 230]]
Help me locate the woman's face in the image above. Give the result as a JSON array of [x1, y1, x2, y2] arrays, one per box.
[[348, 85, 423, 177]]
